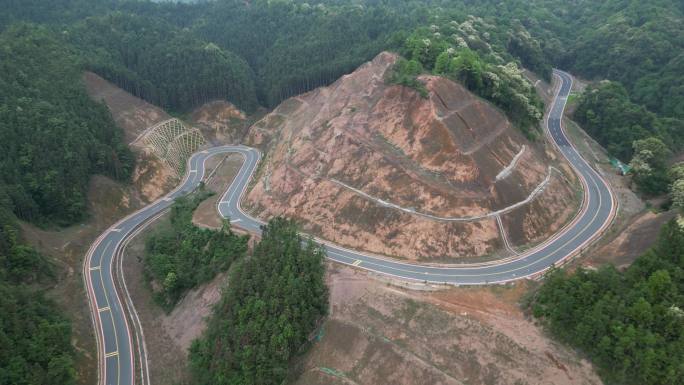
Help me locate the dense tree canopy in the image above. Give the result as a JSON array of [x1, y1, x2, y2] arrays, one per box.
[[0, 0, 116, 29], [573, 82, 678, 161], [629, 137, 672, 195], [393, 19, 545, 139], [0, 201, 77, 385], [573, 81, 684, 194], [144, 191, 249, 310], [2, 0, 682, 119], [532, 219, 684, 385], [191, 0, 420, 107], [558, 0, 684, 120], [67, 12, 258, 112], [190, 218, 328, 385], [0, 25, 133, 225]]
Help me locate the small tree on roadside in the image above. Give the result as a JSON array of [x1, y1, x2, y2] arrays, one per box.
[[668, 162, 684, 182], [671, 179, 684, 212], [629, 137, 671, 195]]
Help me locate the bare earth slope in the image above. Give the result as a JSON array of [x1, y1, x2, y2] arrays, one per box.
[[293, 265, 601, 385], [246, 52, 576, 261], [190, 100, 250, 144], [83, 71, 177, 202], [83, 71, 170, 143]]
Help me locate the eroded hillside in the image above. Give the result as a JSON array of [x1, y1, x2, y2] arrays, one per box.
[[292, 264, 601, 385], [246, 52, 577, 261]]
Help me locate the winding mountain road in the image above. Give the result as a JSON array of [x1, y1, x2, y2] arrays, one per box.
[[84, 69, 616, 385]]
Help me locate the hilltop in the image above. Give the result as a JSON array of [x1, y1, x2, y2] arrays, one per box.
[[245, 52, 578, 261]]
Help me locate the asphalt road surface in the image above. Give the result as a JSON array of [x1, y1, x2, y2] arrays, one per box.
[[85, 70, 615, 385]]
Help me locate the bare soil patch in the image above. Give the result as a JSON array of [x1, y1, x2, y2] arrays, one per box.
[[83, 72, 170, 143], [293, 265, 601, 385], [190, 100, 249, 144], [589, 209, 678, 268]]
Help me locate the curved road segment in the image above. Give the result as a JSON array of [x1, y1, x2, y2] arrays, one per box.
[[85, 70, 615, 385]]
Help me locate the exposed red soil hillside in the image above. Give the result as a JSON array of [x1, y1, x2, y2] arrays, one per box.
[[246, 52, 576, 261], [292, 264, 602, 385], [190, 100, 249, 144]]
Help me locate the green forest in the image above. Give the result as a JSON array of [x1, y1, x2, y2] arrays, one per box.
[[573, 83, 683, 195], [1, 1, 683, 384], [391, 18, 546, 139], [532, 220, 684, 384], [0, 200, 77, 385], [190, 218, 328, 385], [2, 1, 683, 206], [67, 12, 258, 112], [0, 25, 133, 226], [143, 191, 248, 310]]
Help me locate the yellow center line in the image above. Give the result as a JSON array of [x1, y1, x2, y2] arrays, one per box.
[[96, 239, 123, 384]]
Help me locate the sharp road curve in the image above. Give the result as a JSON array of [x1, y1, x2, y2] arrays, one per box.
[[85, 70, 616, 385]]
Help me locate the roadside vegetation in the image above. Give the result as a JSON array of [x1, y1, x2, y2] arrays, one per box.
[[670, 163, 684, 213], [143, 191, 248, 310], [531, 219, 684, 385], [573, 83, 684, 196], [190, 218, 328, 385], [0, 200, 77, 385]]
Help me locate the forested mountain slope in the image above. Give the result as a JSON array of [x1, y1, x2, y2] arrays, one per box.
[[557, 0, 684, 119], [176, 0, 558, 108], [0, 192, 77, 385], [0, 2, 682, 385], [0, 0, 116, 29], [192, 0, 417, 107], [5, 1, 679, 134], [67, 13, 258, 112], [1, 0, 682, 119], [0, 25, 133, 225]]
